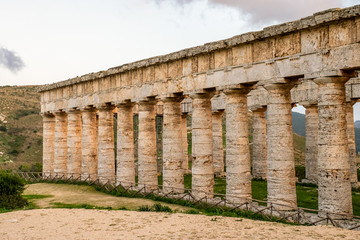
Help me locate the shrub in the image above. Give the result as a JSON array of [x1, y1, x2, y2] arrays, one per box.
[[185, 209, 200, 214], [138, 205, 152, 212], [0, 171, 28, 209], [0, 126, 7, 132], [153, 203, 172, 213]]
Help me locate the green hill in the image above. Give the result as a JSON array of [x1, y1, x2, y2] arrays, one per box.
[[0, 85, 42, 171]]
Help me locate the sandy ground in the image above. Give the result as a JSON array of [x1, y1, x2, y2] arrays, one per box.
[[1, 208, 360, 240], [23, 183, 190, 211]]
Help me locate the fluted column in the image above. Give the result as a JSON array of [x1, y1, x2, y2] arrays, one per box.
[[67, 109, 82, 178], [346, 102, 359, 187], [251, 108, 267, 179], [190, 92, 214, 198], [181, 114, 189, 172], [314, 77, 352, 218], [212, 111, 224, 174], [264, 83, 297, 210], [224, 89, 252, 204], [138, 99, 158, 189], [81, 108, 98, 181], [54, 111, 68, 176], [162, 97, 184, 193], [116, 102, 135, 187], [97, 104, 115, 184], [304, 104, 318, 183], [42, 113, 55, 176]]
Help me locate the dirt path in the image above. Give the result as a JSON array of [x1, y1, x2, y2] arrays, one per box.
[[23, 183, 190, 211], [1, 209, 360, 240]]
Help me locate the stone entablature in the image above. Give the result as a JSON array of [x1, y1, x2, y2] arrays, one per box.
[[40, 6, 360, 113]]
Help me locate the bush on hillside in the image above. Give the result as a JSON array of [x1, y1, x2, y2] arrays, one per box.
[[295, 166, 305, 182], [0, 171, 28, 209]]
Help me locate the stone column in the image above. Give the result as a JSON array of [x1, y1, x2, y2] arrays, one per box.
[[314, 77, 352, 217], [212, 111, 224, 175], [67, 109, 82, 179], [346, 102, 359, 187], [54, 111, 68, 176], [42, 113, 55, 176], [264, 83, 297, 210], [181, 114, 189, 172], [304, 104, 318, 183], [251, 108, 267, 179], [190, 92, 214, 198], [162, 97, 184, 193], [97, 104, 116, 184], [138, 99, 158, 189], [116, 102, 135, 187], [224, 89, 252, 204], [81, 108, 98, 181]]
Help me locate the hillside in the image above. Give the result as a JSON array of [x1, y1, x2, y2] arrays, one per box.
[[0, 85, 42, 171]]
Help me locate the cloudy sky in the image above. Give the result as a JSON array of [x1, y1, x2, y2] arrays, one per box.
[[0, 0, 359, 115]]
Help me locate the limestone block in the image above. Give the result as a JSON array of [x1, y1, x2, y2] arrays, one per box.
[[304, 105, 318, 183], [300, 26, 329, 53], [198, 54, 210, 72], [214, 50, 226, 69], [67, 110, 82, 178], [252, 108, 267, 179], [345, 102, 358, 185], [224, 89, 252, 204], [190, 93, 214, 199], [253, 39, 275, 62], [116, 103, 135, 187], [54, 112, 68, 175], [275, 32, 301, 57], [314, 77, 352, 218], [162, 97, 184, 193], [42, 114, 55, 175], [232, 44, 252, 65], [97, 105, 116, 184], [264, 83, 297, 210], [81, 109, 98, 181], [329, 20, 356, 47], [138, 100, 158, 189]]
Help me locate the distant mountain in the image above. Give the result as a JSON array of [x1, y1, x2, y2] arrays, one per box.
[[355, 120, 360, 129], [292, 112, 305, 137]]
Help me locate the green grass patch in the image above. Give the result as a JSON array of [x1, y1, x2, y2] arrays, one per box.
[[52, 202, 114, 210], [22, 194, 53, 200]]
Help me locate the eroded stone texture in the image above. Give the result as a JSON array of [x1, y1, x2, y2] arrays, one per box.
[[42, 114, 55, 176], [66, 110, 82, 178], [212, 111, 224, 174], [97, 105, 115, 184], [116, 103, 135, 187], [264, 83, 297, 210], [162, 97, 184, 193], [54, 112, 68, 175], [314, 77, 352, 218], [252, 108, 267, 180], [138, 100, 158, 189], [81, 108, 98, 181], [190, 93, 214, 199], [304, 104, 319, 183], [224, 89, 252, 204], [345, 102, 359, 186], [181, 114, 189, 172]]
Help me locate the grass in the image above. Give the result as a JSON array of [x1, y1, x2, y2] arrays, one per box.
[[52, 202, 115, 210], [22, 194, 53, 200]]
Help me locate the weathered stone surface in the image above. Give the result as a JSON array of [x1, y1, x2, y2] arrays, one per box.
[[314, 77, 352, 218], [66, 110, 82, 178], [212, 111, 224, 174], [251, 108, 267, 180], [42, 114, 55, 175], [190, 93, 214, 199], [224, 89, 252, 204], [138, 100, 158, 189], [97, 105, 115, 184], [54, 112, 67, 175], [116, 103, 135, 187], [304, 105, 319, 183], [162, 97, 184, 193], [81, 108, 98, 181], [264, 83, 297, 210], [345, 102, 359, 186]]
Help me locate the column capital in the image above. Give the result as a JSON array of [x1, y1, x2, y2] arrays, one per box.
[[80, 106, 97, 112], [263, 82, 294, 92], [115, 100, 134, 108], [66, 108, 81, 114], [313, 76, 349, 85], [54, 110, 67, 116], [137, 97, 157, 105], [96, 103, 115, 111], [160, 96, 184, 103], [189, 91, 215, 100], [250, 106, 267, 113], [41, 112, 55, 118]]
